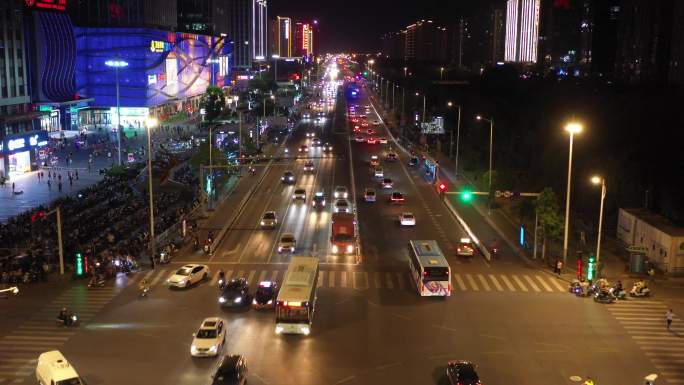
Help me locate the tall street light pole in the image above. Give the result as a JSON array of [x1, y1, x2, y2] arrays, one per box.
[[447, 102, 462, 177], [440, 67, 444, 80], [591, 176, 606, 270], [272, 54, 280, 83], [476, 115, 494, 214], [404, 67, 408, 77], [105, 58, 129, 166], [416, 92, 426, 123], [145, 117, 159, 267], [563, 122, 583, 263]]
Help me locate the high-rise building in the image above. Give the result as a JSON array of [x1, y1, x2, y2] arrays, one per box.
[[292, 20, 317, 58], [380, 31, 405, 59], [275, 16, 292, 57], [404, 20, 448, 63], [302, 23, 314, 56], [669, 0, 684, 85], [505, 0, 541, 63], [68, 0, 177, 30], [229, 0, 267, 69], [492, 7, 507, 63], [588, 0, 621, 77], [177, 0, 230, 36]]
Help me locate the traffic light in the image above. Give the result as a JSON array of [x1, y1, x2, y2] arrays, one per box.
[[438, 182, 447, 195], [461, 190, 473, 202], [363, 71, 369, 77], [587, 254, 596, 281], [75, 253, 84, 276]]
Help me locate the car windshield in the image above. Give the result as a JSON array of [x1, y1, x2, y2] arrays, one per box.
[[336, 201, 348, 207], [176, 268, 191, 276], [263, 212, 275, 219], [393, 193, 403, 198], [196, 329, 218, 338], [334, 233, 354, 242], [256, 287, 273, 298], [458, 365, 478, 380], [366, 191, 375, 196], [403, 214, 414, 219], [282, 235, 294, 242], [295, 189, 305, 194], [336, 188, 346, 193], [56, 379, 82, 385]]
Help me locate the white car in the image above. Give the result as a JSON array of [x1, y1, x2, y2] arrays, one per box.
[[378, 137, 388, 144], [381, 178, 393, 189], [303, 161, 314, 172], [334, 199, 351, 213], [278, 233, 297, 253], [399, 212, 416, 226], [354, 135, 366, 143], [190, 317, 226, 357], [260, 211, 277, 229], [306, 132, 316, 138], [293, 188, 306, 201], [364, 188, 376, 202], [334, 186, 349, 199], [457, 238, 475, 256], [374, 167, 384, 179], [167, 264, 210, 288]]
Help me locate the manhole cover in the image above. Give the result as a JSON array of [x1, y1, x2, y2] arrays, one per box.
[[570, 376, 583, 382]]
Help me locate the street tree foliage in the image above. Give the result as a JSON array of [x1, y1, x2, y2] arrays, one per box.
[[536, 187, 564, 259], [200, 86, 226, 123]]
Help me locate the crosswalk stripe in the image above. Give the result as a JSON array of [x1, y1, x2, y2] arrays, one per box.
[[385, 273, 394, 289], [329, 271, 335, 288], [143, 269, 155, 280], [210, 273, 220, 285], [150, 269, 167, 286], [317, 271, 324, 288], [488, 275, 504, 291], [247, 270, 256, 285], [547, 277, 566, 292], [535, 275, 553, 292], [628, 330, 678, 336], [374, 272, 381, 289], [465, 274, 480, 291], [454, 274, 466, 291], [353, 272, 369, 290], [500, 275, 516, 291], [225, 270, 234, 281], [633, 336, 681, 340], [340, 272, 348, 288], [236, 270, 245, 279], [270, 270, 279, 282], [3, 335, 69, 341], [512, 275, 528, 292], [523, 275, 540, 292], [477, 274, 491, 291], [396, 273, 405, 290], [616, 317, 665, 321], [257, 270, 268, 284]]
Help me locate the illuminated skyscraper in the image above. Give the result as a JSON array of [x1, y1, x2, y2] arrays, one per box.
[[229, 0, 267, 68], [276, 16, 292, 57], [505, 0, 540, 63], [252, 0, 267, 60]]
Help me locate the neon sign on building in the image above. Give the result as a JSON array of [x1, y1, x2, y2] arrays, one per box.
[[24, 0, 67, 11]]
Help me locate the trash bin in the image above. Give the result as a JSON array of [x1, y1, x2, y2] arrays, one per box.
[[630, 253, 645, 274]]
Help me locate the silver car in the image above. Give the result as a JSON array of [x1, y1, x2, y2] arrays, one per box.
[[260, 211, 277, 229]]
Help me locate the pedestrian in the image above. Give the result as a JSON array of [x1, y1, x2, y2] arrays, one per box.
[[69, 177, 73, 187], [75, 170, 79, 180], [12, 182, 15, 192], [48, 170, 52, 179], [58, 181, 62, 192], [666, 309, 674, 330], [555, 259, 563, 276], [40, 171, 44, 180], [37, 172, 41, 182], [58, 173, 62, 182], [47, 180, 51, 190]]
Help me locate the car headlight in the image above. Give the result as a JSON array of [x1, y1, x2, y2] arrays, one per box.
[[289, 176, 294, 181], [332, 245, 339, 253], [260, 221, 265, 226], [292, 195, 296, 199], [219, 297, 226, 303], [209, 345, 217, 352], [275, 326, 284, 334], [346, 245, 354, 253], [252, 299, 257, 305], [278, 246, 283, 252], [234, 297, 242, 303], [302, 327, 311, 335], [267, 299, 273, 305], [344, 193, 348, 198], [191, 346, 198, 354]]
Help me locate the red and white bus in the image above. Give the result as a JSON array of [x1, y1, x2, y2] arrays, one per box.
[[275, 257, 320, 335], [408, 240, 452, 297]]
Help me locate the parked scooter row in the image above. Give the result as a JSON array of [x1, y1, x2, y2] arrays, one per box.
[[569, 278, 651, 303]]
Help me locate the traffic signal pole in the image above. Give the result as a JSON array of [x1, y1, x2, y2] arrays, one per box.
[[56, 207, 64, 275]]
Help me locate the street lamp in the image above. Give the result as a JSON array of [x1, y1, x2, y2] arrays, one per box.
[[591, 176, 606, 270], [404, 67, 408, 77], [104, 57, 129, 166], [562, 121, 583, 262], [475, 115, 494, 213], [440, 67, 444, 80], [272, 54, 280, 83], [415, 92, 426, 123], [145, 116, 159, 266], [447, 102, 462, 177]]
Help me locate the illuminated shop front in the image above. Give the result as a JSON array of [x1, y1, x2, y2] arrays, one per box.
[[75, 28, 232, 128], [0, 131, 49, 179]]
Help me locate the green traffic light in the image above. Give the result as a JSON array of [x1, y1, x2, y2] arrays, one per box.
[[587, 256, 595, 281], [75, 253, 83, 276], [461, 191, 473, 202]]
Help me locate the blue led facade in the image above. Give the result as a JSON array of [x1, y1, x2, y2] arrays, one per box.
[[75, 28, 232, 108]]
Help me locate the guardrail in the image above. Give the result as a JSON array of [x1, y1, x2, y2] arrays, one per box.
[[443, 197, 491, 261]]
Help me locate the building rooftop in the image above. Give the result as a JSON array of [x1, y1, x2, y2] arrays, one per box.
[[623, 208, 684, 237]]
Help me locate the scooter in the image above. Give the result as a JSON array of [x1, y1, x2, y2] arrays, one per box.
[[87, 275, 106, 288], [139, 285, 151, 298], [56, 313, 79, 327], [594, 290, 616, 304], [609, 286, 627, 300], [218, 278, 226, 290], [630, 281, 651, 297], [158, 251, 171, 264]]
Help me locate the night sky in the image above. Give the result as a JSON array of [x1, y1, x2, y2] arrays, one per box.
[[270, 0, 498, 53]]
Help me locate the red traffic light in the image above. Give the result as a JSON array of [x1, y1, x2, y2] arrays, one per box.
[[438, 183, 447, 192], [31, 210, 46, 222]]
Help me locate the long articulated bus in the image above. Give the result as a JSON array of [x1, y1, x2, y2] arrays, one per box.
[[408, 240, 452, 297], [275, 256, 320, 335]]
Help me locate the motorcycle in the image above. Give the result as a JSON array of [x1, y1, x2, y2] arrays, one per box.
[[139, 285, 151, 298], [218, 278, 226, 290], [249, 167, 256, 176], [203, 243, 210, 255], [569, 279, 583, 295], [609, 286, 627, 300], [158, 251, 171, 264], [593, 289, 616, 303], [88, 275, 106, 288], [630, 281, 651, 297], [56, 313, 79, 327]]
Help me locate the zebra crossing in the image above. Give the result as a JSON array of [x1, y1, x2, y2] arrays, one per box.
[[0, 285, 121, 384], [607, 300, 684, 384], [141, 267, 569, 293]]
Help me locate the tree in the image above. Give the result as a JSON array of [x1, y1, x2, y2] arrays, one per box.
[[200, 86, 226, 123], [535, 187, 564, 260]]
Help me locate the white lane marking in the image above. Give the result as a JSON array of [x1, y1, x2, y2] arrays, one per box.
[[523, 275, 541, 292], [150, 269, 167, 286], [247, 270, 256, 285], [488, 274, 504, 291], [329, 271, 336, 288], [454, 274, 467, 290], [385, 273, 394, 289], [477, 274, 491, 291], [257, 270, 268, 284], [270, 270, 279, 282], [512, 275, 528, 292], [547, 277, 566, 292], [210, 272, 221, 285], [318, 271, 324, 288], [374, 272, 382, 288], [353, 272, 369, 290], [396, 273, 405, 290], [236, 270, 245, 279], [340, 271, 348, 288], [465, 274, 480, 291], [535, 275, 553, 292]]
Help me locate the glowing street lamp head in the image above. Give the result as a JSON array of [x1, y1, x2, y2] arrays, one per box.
[[105, 59, 129, 68], [145, 117, 159, 128], [591, 176, 602, 185], [272, 54, 280, 59], [565, 122, 583, 134], [368, 59, 375, 64], [447, 101, 453, 107]]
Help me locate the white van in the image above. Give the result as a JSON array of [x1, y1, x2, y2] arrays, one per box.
[[36, 350, 82, 385]]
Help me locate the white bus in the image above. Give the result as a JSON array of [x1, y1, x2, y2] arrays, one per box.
[[408, 240, 452, 297], [275, 256, 320, 335]]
